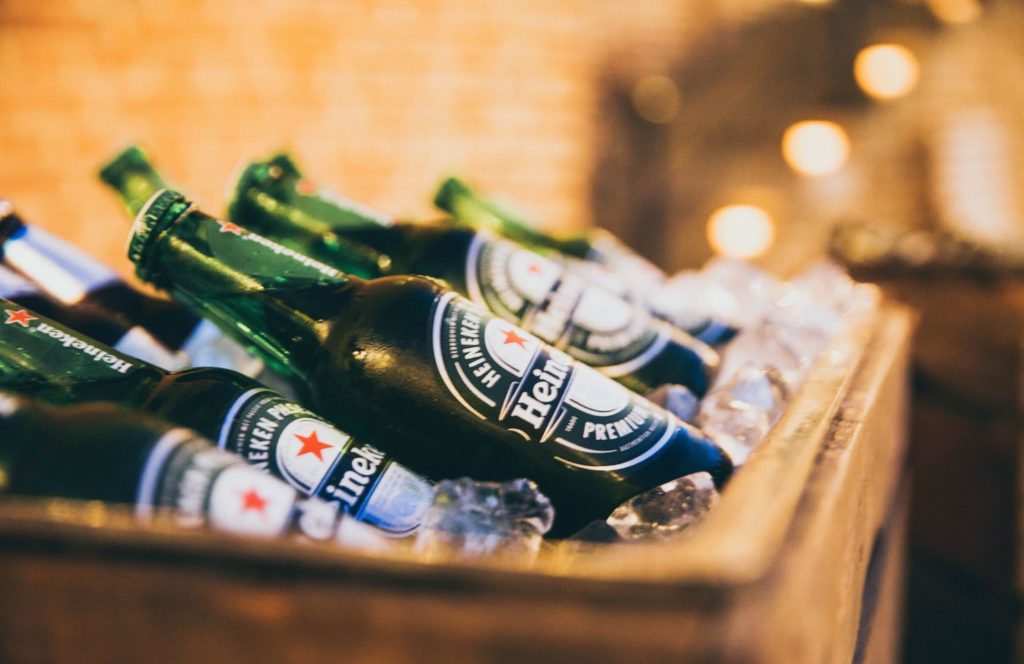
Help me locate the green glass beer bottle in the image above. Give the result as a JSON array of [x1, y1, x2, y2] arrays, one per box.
[[130, 190, 734, 536], [0, 298, 434, 536], [229, 156, 719, 396], [0, 392, 390, 545]]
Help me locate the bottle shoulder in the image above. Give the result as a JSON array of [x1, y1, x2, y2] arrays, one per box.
[[141, 367, 261, 440]]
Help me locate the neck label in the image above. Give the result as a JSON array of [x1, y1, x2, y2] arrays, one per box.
[[465, 235, 670, 376], [1, 306, 139, 378], [431, 292, 675, 472], [202, 215, 346, 285], [218, 389, 430, 535]]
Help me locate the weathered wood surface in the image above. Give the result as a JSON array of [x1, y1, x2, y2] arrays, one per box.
[[0, 305, 913, 663]]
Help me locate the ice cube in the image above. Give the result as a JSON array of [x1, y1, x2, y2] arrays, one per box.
[[646, 384, 700, 423], [413, 477, 554, 559], [606, 472, 719, 541], [698, 363, 789, 466]]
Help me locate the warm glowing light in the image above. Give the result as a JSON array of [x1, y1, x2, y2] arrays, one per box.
[[631, 75, 680, 124], [926, 0, 983, 24], [797, 0, 833, 5], [781, 120, 850, 176], [707, 205, 775, 258], [854, 44, 920, 100]]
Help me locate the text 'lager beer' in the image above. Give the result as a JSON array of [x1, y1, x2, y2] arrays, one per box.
[[0, 393, 389, 547], [229, 155, 720, 396], [0, 297, 433, 536], [129, 190, 734, 535]]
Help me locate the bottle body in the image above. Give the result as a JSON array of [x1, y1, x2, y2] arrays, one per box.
[[131, 191, 734, 535], [306, 277, 733, 534], [0, 298, 433, 536]]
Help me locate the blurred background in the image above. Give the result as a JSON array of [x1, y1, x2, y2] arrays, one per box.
[[3, 0, 1024, 661]]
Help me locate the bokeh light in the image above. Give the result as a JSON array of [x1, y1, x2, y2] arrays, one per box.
[[926, 0, 984, 24], [781, 120, 850, 176], [631, 75, 681, 124], [706, 205, 776, 258], [854, 44, 920, 100]]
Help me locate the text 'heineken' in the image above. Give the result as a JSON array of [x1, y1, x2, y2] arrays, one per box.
[[128, 189, 734, 535], [0, 297, 433, 536]]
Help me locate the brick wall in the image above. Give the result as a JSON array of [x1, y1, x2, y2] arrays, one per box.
[[0, 0, 778, 272]]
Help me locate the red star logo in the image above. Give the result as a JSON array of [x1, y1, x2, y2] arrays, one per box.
[[218, 221, 245, 236], [502, 328, 529, 349], [4, 309, 36, 327], [527, 262, 543, 274], [240, 488, 268, 514], [294, 430, 332, 462]]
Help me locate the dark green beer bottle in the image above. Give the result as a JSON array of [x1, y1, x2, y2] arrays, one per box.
[[0, 298, 433, 536], [229, 156, 719, 396], [130, 190, 733, 536], [0, 392, 390, 544]]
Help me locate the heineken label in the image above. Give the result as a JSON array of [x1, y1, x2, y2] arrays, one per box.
[[431, 292, 677, 472], [217, 389, 430, 535], [1, 305, 140, 379], [464, 234, 671, 375], [136, 430, 301, 537], [200, 215, 345, 285]]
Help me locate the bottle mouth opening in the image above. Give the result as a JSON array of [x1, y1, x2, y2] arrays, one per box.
[[127, 189, 194, 286]]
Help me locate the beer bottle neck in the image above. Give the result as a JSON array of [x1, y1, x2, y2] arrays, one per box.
[[434, 177, 594, 259], [131, 196, 359, 382], [0, 296, 165, 406], [229, 158, 395, 278], [232, 157, 396, 235], [99, 146, 170, 217]]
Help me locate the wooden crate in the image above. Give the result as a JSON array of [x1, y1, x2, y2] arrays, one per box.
[[0, 305, 912, 664]]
